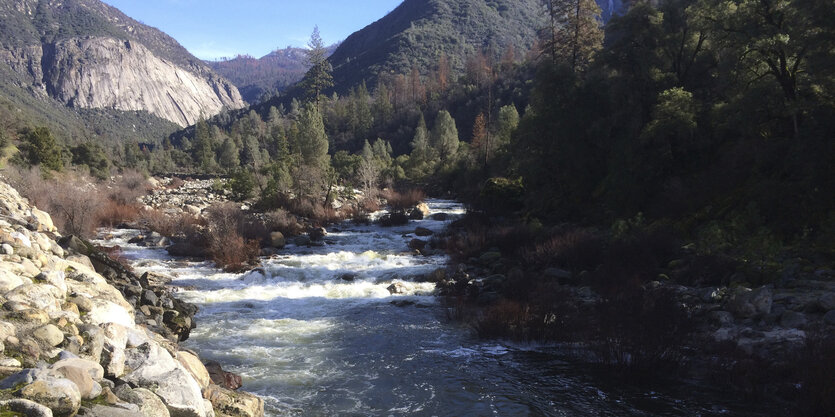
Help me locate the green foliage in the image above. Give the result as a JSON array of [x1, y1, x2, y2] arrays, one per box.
[[70, 142, 111, 180], [16, 126, 64, 172], [218, 137, 240, 170], [478, 177, 524, 215], [431, 110, 460, 168], [293, 103, 330, 170], [302, 26, 334, 104], [228, 169, 257, 202]]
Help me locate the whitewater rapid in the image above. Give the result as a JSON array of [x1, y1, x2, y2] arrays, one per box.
[[100, 200, 772, 416]]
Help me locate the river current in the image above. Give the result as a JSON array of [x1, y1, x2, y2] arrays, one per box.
[[99, 200, 770, 416]]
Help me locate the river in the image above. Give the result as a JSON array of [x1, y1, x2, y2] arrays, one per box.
[[99, 200, 770, 416]]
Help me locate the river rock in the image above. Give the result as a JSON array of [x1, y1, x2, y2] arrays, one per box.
[[51, 358, 105, 381], [293, 236, 311, 246], [726, 287, 772, 318], [203, 384, 264, 417], [177, 351, 211, 390], [779, 310, 807, 328], [54, 365, 101, 399], [123, 342, 210, 417], [204, 361, 242, 391], [430, 213, 448, 221], [20, 377, 82, 417], [0, 243, 13, 255], [101, 323, 129, 378], [387, 282, 407, 295], [823, 310, 835, 325], [30, 208, 56, 233], [269, 232, 285, 249], [114, 386, 171, 417], [78, 405, 145, 417], [411, 203, 430, 220], [408, 239, 427, 251], [5, 284, 62, 313], [414, 227, 433, 237], [309, 227, 327, 241], [0, 267, 24, 293], [33, 324, 64, 347], [819, 293, 835, 311], [0, 398, 54, 417]]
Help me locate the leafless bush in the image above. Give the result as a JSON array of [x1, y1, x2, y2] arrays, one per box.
[[46, 182, 107, 237], [204, 203, 259, 271], [137, 208, 203, 238], [108, 170, 149, 206], [382, 188, 426, 211], [264, 208, 303, 236]]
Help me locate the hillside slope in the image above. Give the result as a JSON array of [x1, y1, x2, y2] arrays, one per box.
[[327, 0, 545, 91], [0, 0, 245, 127], [208, 44, 338, 104]]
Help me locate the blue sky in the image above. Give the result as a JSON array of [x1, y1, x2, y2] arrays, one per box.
[[102, 0, 403, 60]]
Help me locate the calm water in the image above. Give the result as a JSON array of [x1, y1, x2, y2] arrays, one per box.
[[101, 201, 771, 416]]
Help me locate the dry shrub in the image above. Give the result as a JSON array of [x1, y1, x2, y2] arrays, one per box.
[[96, 200, 140, 228], [48, 183, 107, 237], [521, 227, 604, 271], [592, 288, 693, 374], [108, 170, 149, 206], [382, 188, 426, 211], [166, 177, 185, 189], [263, 209, 303, 236], [204, 203, 259, 271], [289, 199, 343, 226], [445, 223, 534, 263], [138, 208, 202, 238]]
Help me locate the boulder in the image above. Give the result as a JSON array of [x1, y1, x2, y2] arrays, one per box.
[[32, 324, 64, 347], [269, 232, 285, 249], [430, 213, 448, 221], [203, 384, 264, 417], [819, 293, 835, 311], [779, 311, 807, 328], [114, 386, 171, 417], [726, 287, 772, 319], [478, 252, 502, 266], [78, 405, 145, 417], [5, 284, 62, 313], [414, 227, 433, 237], [0, 398, 54, 417], [53, 365, 101, 400], [51, 358, 105, 381], [824, 310, 835, 325], [101, 323, 129, 378], [293, 236, 311, 247], [176, 351, 211, 390], [308, 227, 327, 241], [411, 203, 430, 220], [20, 377, 82, 417], [204, 361, 242, 391], [387, 282, 406, 295], [30, 208, 57, 233], [123, 342, 210, 417], [408, 239, 427, 251], [0, 267, 24, 293]]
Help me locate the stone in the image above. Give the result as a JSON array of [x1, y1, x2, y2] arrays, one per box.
[[412, 203, 430, 219], [408, 239, 427, 251], [68, 295, 94, 313], [54, 365, 101, 399], [0, 243, 12, 255], [726, 287, 772, 319], [824, 310, 835, 325], [430, 213, 449, 221], [176, 351, 211, 390], [819, 293, 835, 311], [308, 227, 327, 241], [709, 310, 735, 327], [5, 284, 62, 313], [51, 358, 105, 381], [204, 361, 243, 391], [141, 290, 159, 307], [183, 205, 202, 216], [387, 282, 406, 295], [0, 267, 24, 293], [114, 386, 171, 417], [0, 320, 17, 342], [101, 323, 129, 378], [78, 325, 104, 363], [30, 208, 56, 232], [12, 308, 50, 324], [33, 324, 65, 347], [20, 377, 82, 417], [293, 236, 311, 246], [414, 227, 433, 237], [203, 384, 265, 417], [779, 310, 807, 328], [543, 268, 572, 281], [269, 232, 286, 249], [0, 398, 54, 417], [122, 342, 211, 417], [80, 405, 145, 417], [0, 357, 21, 367]]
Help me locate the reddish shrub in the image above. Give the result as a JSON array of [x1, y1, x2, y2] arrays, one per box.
[[382, 188, 426, 211], [96, 200, 140, 228], [138, 209, 203, 238], [521, 226, 604, 271]]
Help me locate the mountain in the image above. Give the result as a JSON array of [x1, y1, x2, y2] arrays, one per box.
[[326, 0, 546, 91], [207, 44, 339, 104], [0, 0, 246, 128]]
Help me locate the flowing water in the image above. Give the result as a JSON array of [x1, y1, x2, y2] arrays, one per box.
[[101, 200, 771, 416]]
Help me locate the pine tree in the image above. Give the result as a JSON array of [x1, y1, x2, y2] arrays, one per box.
[[19, 127, 63, 172], [218, 137, 240, 170], [542, 0, 604, 73], [302, 26, 334, 108], [431, 110, 460, 166], [294, 103, 330, 170]]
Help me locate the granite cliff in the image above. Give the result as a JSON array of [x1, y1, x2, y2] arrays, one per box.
[[0, 0, 245, 127]]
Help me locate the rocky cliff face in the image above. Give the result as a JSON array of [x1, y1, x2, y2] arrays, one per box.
[[0, 0, 245, 127], [40, 37, 243, 127]]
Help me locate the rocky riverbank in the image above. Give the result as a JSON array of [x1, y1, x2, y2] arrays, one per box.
[[0, 180, 263, 417], [431, 216, 835, 414]]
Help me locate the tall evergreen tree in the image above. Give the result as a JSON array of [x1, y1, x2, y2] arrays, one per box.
[[431, 110, 460, 166], [302, 26, 334, 108]]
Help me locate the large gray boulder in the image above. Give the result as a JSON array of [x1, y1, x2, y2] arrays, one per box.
[[19, 377, 82, 417], [123, 342, 211, 417], [114, 386, 171, 417]]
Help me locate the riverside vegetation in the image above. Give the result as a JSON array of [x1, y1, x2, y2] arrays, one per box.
[[0, 0, 833, 415]]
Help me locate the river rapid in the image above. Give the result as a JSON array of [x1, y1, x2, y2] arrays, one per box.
[[100, 200, 771, 416]]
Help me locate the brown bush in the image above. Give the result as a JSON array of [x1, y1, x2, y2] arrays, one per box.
[[108, 170, 149, 206], [521, 227, 605, 271], [138, 208, 203, 238], [204, 203, 259, 271], [96, 200, 140, 228], [473, 300, 534, 340], [167, 177, 185, 189], [288, 199, 343, 226], [382, 188, 426, 211]]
